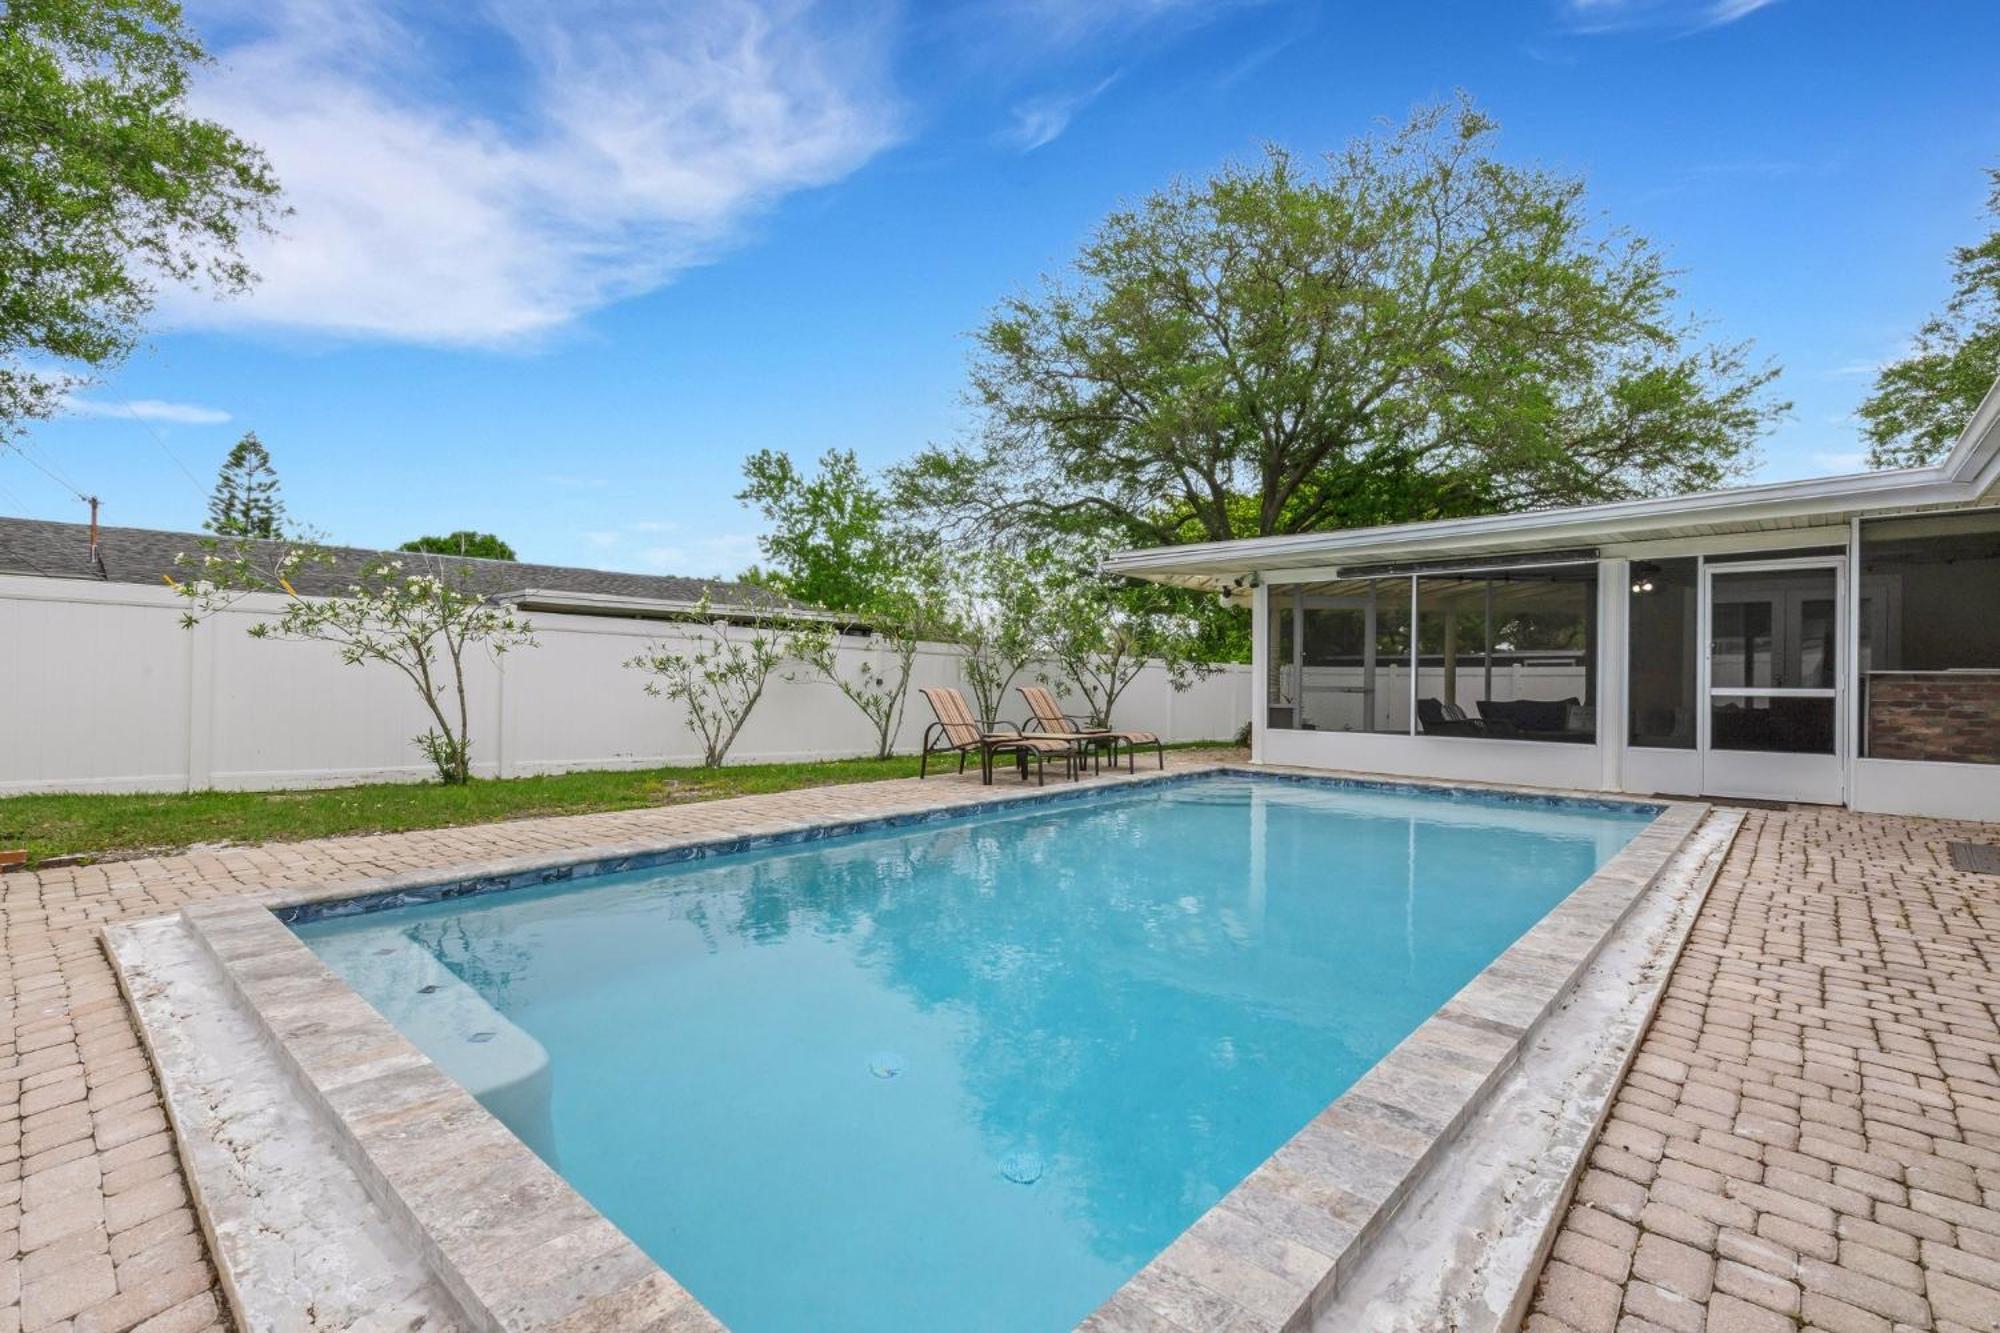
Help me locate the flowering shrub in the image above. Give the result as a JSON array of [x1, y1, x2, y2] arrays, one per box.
[[173, 541, 535, 784], [624, 598, 798, 768], [789, 569, 949, 760]]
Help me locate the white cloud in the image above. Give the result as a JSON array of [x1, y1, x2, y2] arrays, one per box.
[[1562, 0, 1779, 33], [170, 0, 903, 345], [62, 396, 233, 425], [630, 519, 681, 533], [581, 530, 621, 548], [982, 0, 1234, 52], [1000, 75, 1119, 153], [1812, 451, 1868, 474], [1700, 0, 1778, 27]]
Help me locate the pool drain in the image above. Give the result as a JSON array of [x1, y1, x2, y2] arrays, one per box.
[[868, 1051, 906, 1079], [467, 1030, 496, 1044], [999, 1151, 1044, 1185]]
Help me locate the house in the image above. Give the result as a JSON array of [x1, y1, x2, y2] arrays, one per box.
[[1105, 381, 2000, 822], [0, 517, 805, 622]]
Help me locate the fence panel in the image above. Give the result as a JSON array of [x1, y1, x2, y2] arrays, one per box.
[[0, 576, 1250, 794]]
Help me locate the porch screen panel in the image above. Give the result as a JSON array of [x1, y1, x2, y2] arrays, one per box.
[[1857, 510, 2000, 765], [1265, 580, 1412, 733], [1412, 565, 1597, 743], [1267, 589, 1298, 730], [1707, 566, 1838, 755], [1627, 558, 1698, 748]]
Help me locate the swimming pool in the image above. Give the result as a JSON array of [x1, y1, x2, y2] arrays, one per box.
[[294, 774, 1657, 1332]]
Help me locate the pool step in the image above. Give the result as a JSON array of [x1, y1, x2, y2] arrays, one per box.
[[105, 912, 468, 1332]]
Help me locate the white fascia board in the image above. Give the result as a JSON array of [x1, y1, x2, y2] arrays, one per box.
[[1936, 371, 2000, 488]]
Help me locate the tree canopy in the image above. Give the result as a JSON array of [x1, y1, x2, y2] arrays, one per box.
[[893, 98, 1785, 550], [2, 0, 281, 436], [399, 531, 518, 561], [204, 431, 286, 538], [1860, 168, 2000, 469], [737, 448, 907, 614]]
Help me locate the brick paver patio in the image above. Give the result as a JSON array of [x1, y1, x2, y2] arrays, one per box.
[[4, 768, 1997, 1332], [1527, 808, 2000, 1333]]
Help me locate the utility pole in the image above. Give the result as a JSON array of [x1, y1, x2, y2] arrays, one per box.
[[86, 495, 106, 576]]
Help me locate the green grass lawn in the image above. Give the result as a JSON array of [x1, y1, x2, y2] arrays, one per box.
[[0, 744, 1234, 867]]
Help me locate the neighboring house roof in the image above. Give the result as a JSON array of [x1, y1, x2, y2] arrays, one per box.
[[0, 517, 811, 621], [1104, 377, 2000, 593]]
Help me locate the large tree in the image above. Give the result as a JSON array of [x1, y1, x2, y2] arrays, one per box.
[[204, 431, 285, 537], [2, 0, 281, 436], [894, 98, 1784, 549], [1860, 168, 2000, 469], [738, 448, 906, 613]]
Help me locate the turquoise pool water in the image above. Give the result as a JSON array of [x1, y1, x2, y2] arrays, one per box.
[[296, 775, 1654, 1332]]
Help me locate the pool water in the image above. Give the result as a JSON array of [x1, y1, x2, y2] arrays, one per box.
[[297, 775, 1654, 1332]]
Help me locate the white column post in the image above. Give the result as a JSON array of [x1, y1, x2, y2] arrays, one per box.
[[1598, 558, 1629, 793], [1406, 575, 1419, 735], [1844, 516, 1862, 807], [1250, 581, 1268, 763]]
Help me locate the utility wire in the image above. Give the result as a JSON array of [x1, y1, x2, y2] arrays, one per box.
[[110, 394, 209, 499], [4, 439, 90, 503], [0, 473, 32, 514], [0, 462, 61, 576]]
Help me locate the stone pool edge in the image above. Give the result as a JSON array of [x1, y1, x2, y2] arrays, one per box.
[[1317, 805, 1744, 1331], [109, 763, 1701, 1332], [1079, 790, 1711, 1333], [175, 896, 722, 1332]]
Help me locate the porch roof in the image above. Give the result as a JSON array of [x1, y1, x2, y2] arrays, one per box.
[[1103, 378, 2000, 595]]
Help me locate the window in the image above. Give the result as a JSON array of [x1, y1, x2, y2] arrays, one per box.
[[1412, 565, 1597, 743], [1627, 558, 1697, 749], [1858, 510, 2000, 765], [1265, 580, 1412, 733]]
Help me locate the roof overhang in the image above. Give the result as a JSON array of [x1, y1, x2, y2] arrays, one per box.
[[492, 588, 835, 624], [1103, 375, 2000, 595]]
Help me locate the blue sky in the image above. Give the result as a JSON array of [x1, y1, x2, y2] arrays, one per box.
[[12, 0, 2000, 576]]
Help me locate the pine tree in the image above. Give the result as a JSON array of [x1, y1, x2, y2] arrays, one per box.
[[205, 433, 287, 539]]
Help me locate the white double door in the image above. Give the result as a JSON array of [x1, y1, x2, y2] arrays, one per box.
[[1699, 557, 1846, 805]]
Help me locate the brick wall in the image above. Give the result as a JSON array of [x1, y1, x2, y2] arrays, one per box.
[[1867, 670, 2000, 763]]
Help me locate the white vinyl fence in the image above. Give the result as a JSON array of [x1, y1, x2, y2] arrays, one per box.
[[0, 575, 1251, 795]]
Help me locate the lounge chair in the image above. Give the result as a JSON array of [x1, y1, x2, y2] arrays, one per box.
[[918, 687, 1074, 785], [1016, 684, 1164, 772]]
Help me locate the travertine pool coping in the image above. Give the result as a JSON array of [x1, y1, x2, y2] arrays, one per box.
[[117, 765, 1709, 1332]]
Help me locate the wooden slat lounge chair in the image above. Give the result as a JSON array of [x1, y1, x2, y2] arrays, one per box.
[[1017, 684, 1164, 772], [918, 686, 1074, 785]]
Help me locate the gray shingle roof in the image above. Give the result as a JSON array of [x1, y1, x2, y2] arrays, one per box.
[[0, 516, 806, 617]]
